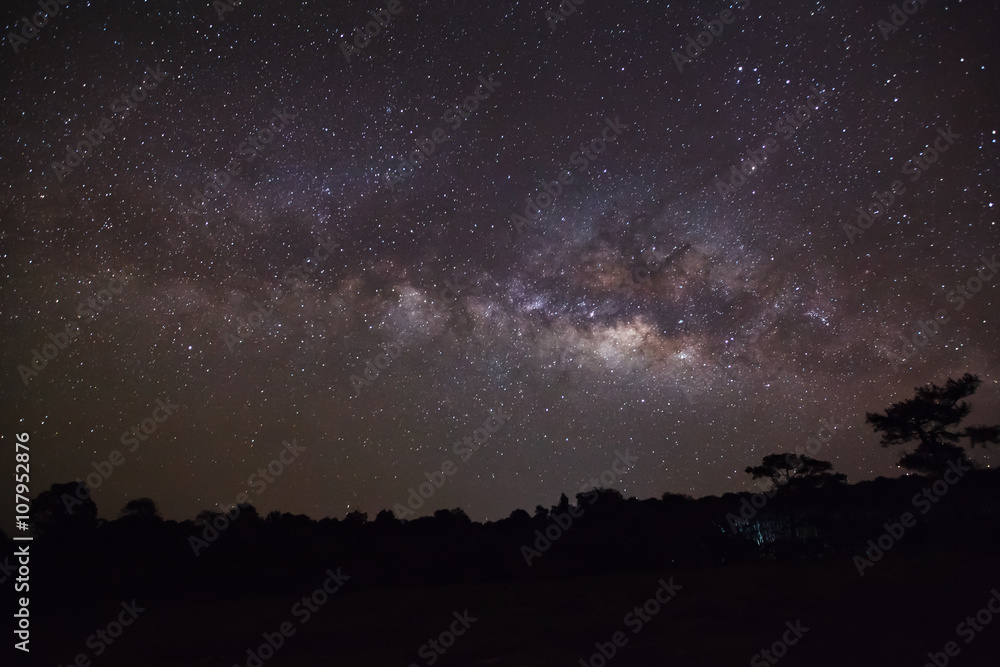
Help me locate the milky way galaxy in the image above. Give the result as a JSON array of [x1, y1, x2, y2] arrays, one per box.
[[2, 0, 998, 523]]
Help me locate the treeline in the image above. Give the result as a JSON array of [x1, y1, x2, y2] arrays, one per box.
[[7, 467, 1000, 604], [5, 373, 998, 609]]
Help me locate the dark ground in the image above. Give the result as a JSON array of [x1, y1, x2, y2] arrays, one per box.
[[29, 544, 1000, 666]]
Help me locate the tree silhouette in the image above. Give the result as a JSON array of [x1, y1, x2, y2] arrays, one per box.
[[509, 508, 531, 522], [30, 482, 97, 536], [374, 509, 398, 525], [344, 510, 368, 526], [551, 493, 571, 516], [866, 374, 1000, 475], [745, 453, 846, 491], [198, 509, 223, 525], [433, 508, 471, 528], [745, 453, 845, 541], [120, 497, 160, 519]]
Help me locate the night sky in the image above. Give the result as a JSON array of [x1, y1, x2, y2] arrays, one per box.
[[2, 0, 998, 525]]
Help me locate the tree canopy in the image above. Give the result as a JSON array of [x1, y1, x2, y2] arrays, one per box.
[[866, 373, 999, 475]]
